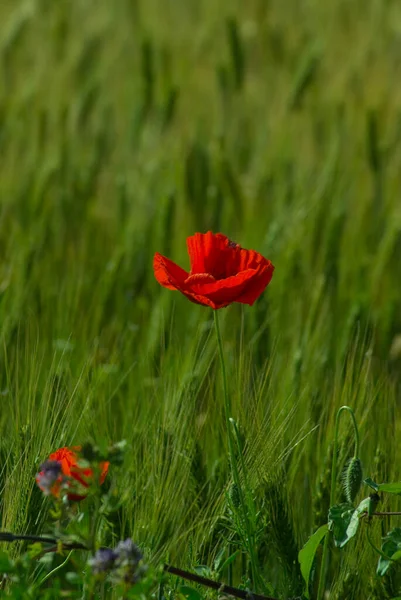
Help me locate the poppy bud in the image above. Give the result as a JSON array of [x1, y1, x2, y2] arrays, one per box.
[[342, 457, 363, 504]]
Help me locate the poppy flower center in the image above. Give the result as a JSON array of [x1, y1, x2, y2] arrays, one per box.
[[185, 273, 216, 285]]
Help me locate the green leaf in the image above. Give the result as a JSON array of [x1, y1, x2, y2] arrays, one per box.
[[193, 565, 212, 578], [178, 586, 204, 600], [328, 503, 356, 548], [340, 497, 370, 548], [345, 510, 360, 543], [364, 477, 379, 491], [328, 500, 368, 548], [365, 478, 401, 495], [213, 546, 226, 572], [378, 483, 401, 495], [377, 528, 401, 576], [354, 497, 371, 517], [298, 524, 328, 599]]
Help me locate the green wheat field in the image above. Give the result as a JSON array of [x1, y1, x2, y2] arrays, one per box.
[[1, 0, 401, 598]]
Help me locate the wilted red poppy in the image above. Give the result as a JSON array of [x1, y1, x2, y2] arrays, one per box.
[[154, 232, 274, 309], [36, 446, 109, 502]]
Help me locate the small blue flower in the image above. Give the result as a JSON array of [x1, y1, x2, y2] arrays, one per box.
[[114, 538, 143, 565], [89, 548, 117, 574], [114, 538, 146, 584]]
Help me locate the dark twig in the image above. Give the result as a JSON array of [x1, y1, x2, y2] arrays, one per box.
[[0, 531, 86, 550], [372, 511, 401, 516], [360, 512, 401, 520], [1, 532, 278, 600], [164, 564, 277, 600]]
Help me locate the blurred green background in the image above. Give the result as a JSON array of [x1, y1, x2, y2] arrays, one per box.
[[1, 0, 401, 597]]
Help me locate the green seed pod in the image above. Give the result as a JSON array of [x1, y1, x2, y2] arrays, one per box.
[[229, 483, 241, 509], [342, 457, 363, 503]]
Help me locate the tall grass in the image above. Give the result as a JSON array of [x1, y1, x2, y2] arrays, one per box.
[[1, 0, 401, 597]]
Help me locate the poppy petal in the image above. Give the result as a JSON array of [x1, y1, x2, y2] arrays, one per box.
[[187, 263, 274, 307], [180, 290, 222, 309], [188, 269, 259, 306], [99, 462, 110, 484], [185, 273, 216, 285], [187, 232, 231, 277], [153, 253, 189, 290], [235, 264, 275, 305], [43, 446, 109, 501], [227, 247, 270, 275]]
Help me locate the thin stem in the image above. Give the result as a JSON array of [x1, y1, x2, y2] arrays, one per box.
[[213, 310, 231, 419], [230, 418, 264, 589], [37, 550, 73, 586], [0, 532, 61, 545], [213, 311, 261, 592], [372, 511, 401, 516], [365, 526, 394, 561], [317, 406, 360, 600], [89, 495, 101, 554], [230, 419, 251, 503], [164, 565, 277, 600], [0, 531, 86, 550], [348, 409, 360, 458]]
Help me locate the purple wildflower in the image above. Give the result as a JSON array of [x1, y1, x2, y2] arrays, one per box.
[[89, 548, 117, 575], [114, 538, 143, 564], [88, 539, 146, 585], [36, 460, 62, 496], [114, 538, 146, 584]]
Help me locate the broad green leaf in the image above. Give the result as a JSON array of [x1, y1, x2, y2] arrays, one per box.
[[178, 585, 204, 600], [377, 528, 401, 576], [364, 477, 379, 491], [365, 478, 401, 495], [298, 523, 328, 599], [193, 565, 212, 578], [355, 497, 371, 514], [339, 497, 370, 548], [378, 483, 401, 495], [328, 503, 355, 548], [378, 549, 401, 577]]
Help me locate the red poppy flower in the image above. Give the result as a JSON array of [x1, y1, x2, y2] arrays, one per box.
[[36, 446, 109, 502], [153, 232, 274, 309]]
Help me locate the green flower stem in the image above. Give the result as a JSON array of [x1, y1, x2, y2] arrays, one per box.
[[165, 564, 278, 600], [230, 418, 250, 498], [213, 310, 231, 420], [37, 550, 73, 586], [317, 406, 360, 600], [366, 526, 394, 561], [213, 311, 260, 591]]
